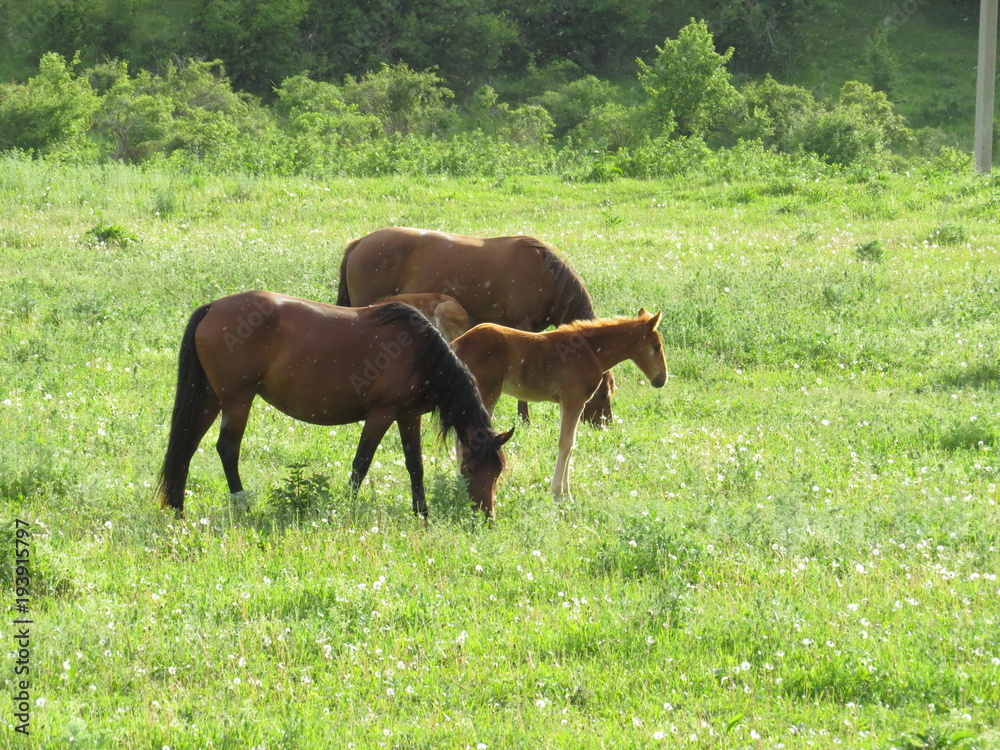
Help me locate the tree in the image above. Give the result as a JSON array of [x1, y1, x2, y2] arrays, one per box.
[[195, 0, 309, 96], [637, 19, 738, 138]]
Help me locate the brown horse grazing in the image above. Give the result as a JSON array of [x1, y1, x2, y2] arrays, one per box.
[[337, 227, 616, 427], [452, 309, 667, 500], [158, 292, 513, 519], [377, 292, 472, 342]]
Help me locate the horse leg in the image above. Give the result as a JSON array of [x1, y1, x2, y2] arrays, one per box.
[[350, 411, 395, 495], [216, 397, 254, 495], [397, 415, 427, 518], [517, 400, 531, 424], [551, 402, 584, 500]]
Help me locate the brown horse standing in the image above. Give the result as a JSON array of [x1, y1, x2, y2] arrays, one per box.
[[337, 227, 615, 426], [452, 310, 667, 500], [158, 292, 513, 518], [377, 292, 472, 342]]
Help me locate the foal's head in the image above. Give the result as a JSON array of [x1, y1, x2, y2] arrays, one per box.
[[629, 309, 667, 388]]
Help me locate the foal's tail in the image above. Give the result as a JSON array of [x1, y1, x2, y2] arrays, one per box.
[[157, 304, 212, 513], [336, 238, 361, 306]]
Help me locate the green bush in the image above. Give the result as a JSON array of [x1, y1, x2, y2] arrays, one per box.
[[341, 63, 456, 137], [272, 74, 382, 173], [636, 19, 739, 138], [723, 75, 819, 148], [617, 134, 712, 178], [530, 75, 621, 138], [273, 74, 381, 142], [469, 86, 555, 147], [569, 102, 647, 152], [787, 81, 913, 167], [0, 53, 99, 158], [90, 62, 175, 162], [862, 27, 901, 95]]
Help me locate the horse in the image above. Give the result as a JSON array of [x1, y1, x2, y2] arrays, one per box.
[[377, 292, 472, 342], [158, 292, 514, 519], [452, 309, 666, 500], [336, 227, 616, 427]]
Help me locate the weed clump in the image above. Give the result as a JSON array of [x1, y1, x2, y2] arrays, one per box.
[[854, 239, 884, 263], [87, 223, 135, 246]]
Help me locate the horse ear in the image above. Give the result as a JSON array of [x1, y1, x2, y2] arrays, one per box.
[[637, 307, 647, 317], [649, 311, 662, 328], [496, 427, 515, 446]]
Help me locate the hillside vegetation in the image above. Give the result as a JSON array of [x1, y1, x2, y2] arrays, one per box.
[[0, 2, 990, 175]]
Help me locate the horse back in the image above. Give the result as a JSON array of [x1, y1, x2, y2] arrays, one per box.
[[341, 228, 573, 330]]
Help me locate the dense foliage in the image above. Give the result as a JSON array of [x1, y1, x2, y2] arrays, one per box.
[[0, 19, 963, 181], [1, 0, 828, 95]]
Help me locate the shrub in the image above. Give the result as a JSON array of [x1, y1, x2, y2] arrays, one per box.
[[787, 81, 913, 167], [636, 19, 739, 138], [341, 63, 456, 137], [156, 60, 286, 172], [87, 223, 136, 245], [863, 27, 900, 95], [854, 239, 885, 263], [91, 62, 175, 162], [921, 145, 973, 176], [469, 86, 555, 147], [927, 223, 968, 246], [569, 102, 647, 152], [531, 75, 622, 138], [0, 53, 99, 158], [273, 74, 380, 142], [272, 74, 382, 172], [617, 134, 712, 178], [724, 75, 819, 148]]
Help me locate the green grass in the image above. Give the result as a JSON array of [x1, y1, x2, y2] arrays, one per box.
[[1, 156, 1000, 747]]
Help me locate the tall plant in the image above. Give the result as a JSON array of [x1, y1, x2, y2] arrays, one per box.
[[636, 19, 738, 138]]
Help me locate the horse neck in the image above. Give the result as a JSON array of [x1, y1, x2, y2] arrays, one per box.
[[577, 319, 647, 371]]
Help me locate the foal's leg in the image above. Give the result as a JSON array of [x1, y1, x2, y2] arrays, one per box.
[[216, 397, 254, 495], [350, 410, 395, 494], [397, 415, 427, 517], [517, 400, 531, 424], [551, 402, 585, 499]]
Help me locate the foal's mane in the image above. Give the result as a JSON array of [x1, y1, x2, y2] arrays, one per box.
[[365, 302, 506, 470], [515, 237, 596, 325], [557, 315, 640, 335]]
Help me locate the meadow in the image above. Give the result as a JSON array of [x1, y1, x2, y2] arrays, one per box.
[[1, 154, 999, 748]]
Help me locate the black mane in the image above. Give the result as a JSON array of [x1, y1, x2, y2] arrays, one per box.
[[518, 237, 596, 326], [365, 301, 506, 471]]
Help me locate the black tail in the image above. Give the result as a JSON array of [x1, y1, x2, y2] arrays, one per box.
[[367, 303, 507, 473], [158, 304, 213, 512], [336, 238, 360, 306]]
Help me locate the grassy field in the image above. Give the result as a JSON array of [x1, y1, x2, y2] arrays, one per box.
[[1, 155, 999, 748]]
